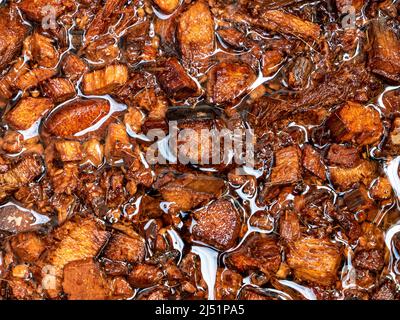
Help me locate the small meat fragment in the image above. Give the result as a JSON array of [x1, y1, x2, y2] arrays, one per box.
[[287, 237, 341, 287], [279, 211, 300, 242], [192, 199, 241, 251], [269, 146, 302, 186], [61, 54, 88, 82], [110, 277, 134, 299], [103, 232, 145, 264], [217, 28, 248, 50], [84, 36, 120, 68], [372, 280, 396, 300], [0, 58, 29, 101], [42, 78, 76, 103], [6, 97, 53, 130], [62, 259, 111, 300], [47, 218, 109, 270], [0, 154, 44, 200], [302, 144, 326, 180], [81, 138, 104, 167], [154, 58, 199, 100], [85, 0, 127, 42], [327, 102, 383, 146], [327, 144, 360, 168], [215, 268, 242, 300], [239, 287, 272, 300], [18, 0, 73, 22], [157, 173, 225, 213], [261, 10, 320, 41], [0, 6, 29, 72], [124, 107, 143, 133], [370, 177, 392, 201], [42, 98, 110, 138], [24, 33, 59, 68], [369, 19, 400, 83], [207, 62, 256, 105], [8, 278, 40, 300], [353, 249, 384, 272], [329, 160, 377, 190], [153, 0, 180, 13], [82, 64, 128, 95], [177, 0, 215, 62], [10, 232, 46, 262], [226, 233, 281, 276], [0, 202, 50, 234], [336, 0, 365, 13], [104, 122, 132, 161], [262, 50, 284, 77], [16, 68, 57, 91], [128, 264, 163, 288], [54, 140, 83, 162], [1, 131, 24, 154]]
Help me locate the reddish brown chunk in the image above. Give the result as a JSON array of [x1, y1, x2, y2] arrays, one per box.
[[269, 146, 302, 186], [62, 259, 111, 300], [287, 237, 341, 287], [226, 233, 281, 275], [42, 78, 76, 103], [353, 249, 384, 272], [6, 97, 53, 130], [215, 268, 242, 300], [103, 232, 146, 264], [42, 99, 110, 138], [154, 58, 199, 100], [206, 62, 256, 105], [10, 232, 46, 262], [327, 102, 383, 146], [192, 199, 241, 251], [302, 144, 326, 180], [327, 144, 360, 168], [128, 264, 163, 288]]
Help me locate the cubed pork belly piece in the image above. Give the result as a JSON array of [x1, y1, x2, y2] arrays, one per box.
[[6, 97, 54, 130], [103, 232, 145, 264], [41, 98, 110, 139], [329, 160, 377, 190], [24, 33, 59, 68], [215, 268, 242, 300], [226, 233, 281, 276], [287, 237, 341, 287], [62, 259, 111, 300], [16, 68, 57, 91], [128, 264, 163, 288], [82, 65, 128, 95], [0, 131, 24, 154], [46, 218, 110, 270], [61, 54, 88, 82], [10, 232, 46, 262], [327, 102, 383, 146], [0, 154, 44, 200], [0, 202, 50, 234], [18, 0, 74, 22], [353, 249, 384, 272], [42, 78, 76, 103], [326, 144, 361, 168], [0, 6, 29, 73], [369, 19, 400, 83], [217, 27, 249, 50], [302, 144, 326, 180], [84, 36, 120, 68], [154, 58, 199, 100], [269, 146, 302, 186], [206, 62, 256, 105], [54, 140, 83, 162], [177, 0, 215, 63], [279, 211, 301, 243], [372, 280, 396, 300], [104, 122, 133, 162], [153, 0, 180, 13], [81, 138, 104, 167], [156, 173, 225, 213], [192, 199, 241, 250]]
